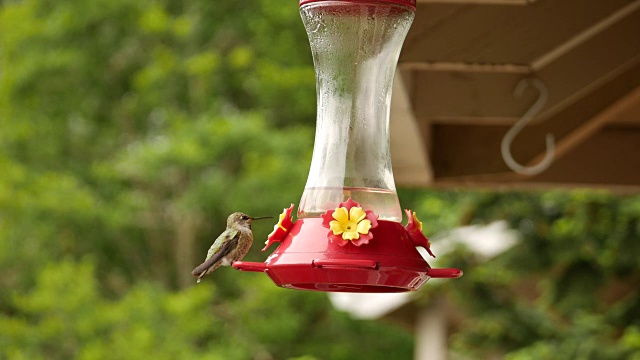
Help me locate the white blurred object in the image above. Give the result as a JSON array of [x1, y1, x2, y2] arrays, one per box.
[[431, 220, 519, 261], [329, 292, 415, 320], [329, 220, 518, 319]]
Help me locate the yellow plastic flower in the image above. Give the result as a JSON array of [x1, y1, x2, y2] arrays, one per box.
[[276, 210, 290, 231], [329, 206, 372, 240], [322, 199, 379, 246], [412, 211, 423, 231]]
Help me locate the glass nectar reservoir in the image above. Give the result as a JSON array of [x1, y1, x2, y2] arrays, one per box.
[[298, 1, 415, 222]]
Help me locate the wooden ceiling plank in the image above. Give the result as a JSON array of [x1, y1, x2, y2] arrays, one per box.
[[528, 128, 640, 187], [526, 7, 640, 118], [400, 61, 530, 74], [531, 0, 640, 71], [528, 85, 640, 167], [410, 10, 640, 122], [427, 64, 640, 179], [611, 101, 640, 125], [431, 124, 511, 177], [428, 128, 640, 190], [506, 63, 640, 167], [403, 0, 632, 64], [417, 0, 532, 5], [412, 71, 525, 120], [536, 54, 640, 124], [424, 115, 519, 125], [431, 178, 640, 193], [390, 72, 435, 185]]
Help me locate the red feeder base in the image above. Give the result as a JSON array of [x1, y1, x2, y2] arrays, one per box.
[[234, 218, 462, 293]]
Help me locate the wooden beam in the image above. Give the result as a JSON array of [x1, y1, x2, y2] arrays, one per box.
[[409, 12, 640, 124], [531, 0, 640, 71], [535, 54, 640, 125], [391, 72, 435, 185], [417, 0, 535, 5], [528, 85, 640, 167], [399, 62, 530, 74], [411, 72, 526, 122], [426, 127, 640, 190], [507, 62, 640, 165], [421, 115, 520, 125], [529, 128, 640, 188], [423, 61, 640, 180], [404, 0, 632, 65]]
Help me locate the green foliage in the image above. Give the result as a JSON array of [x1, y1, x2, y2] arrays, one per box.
[[0, 259, 412, 359], [0, 0, 316, 291], [1, 258, 230, 359], [401, 190, 640, 359]]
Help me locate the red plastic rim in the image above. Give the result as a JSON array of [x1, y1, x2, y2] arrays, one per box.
[[300, 0, 417, 11], [233, 218, 462, 293]]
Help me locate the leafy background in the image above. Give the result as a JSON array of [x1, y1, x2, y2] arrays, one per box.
[[1, 0, 639, 359]]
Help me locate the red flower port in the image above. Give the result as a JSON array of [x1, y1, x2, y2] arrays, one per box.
[[262, 204, 295, 251], [405, 209, 435, 258]]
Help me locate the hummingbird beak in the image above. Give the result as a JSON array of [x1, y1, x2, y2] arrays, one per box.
[[250, 216, 272, 221]]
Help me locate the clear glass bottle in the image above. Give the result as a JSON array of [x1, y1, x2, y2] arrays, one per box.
[[297, 1, 415, 222]]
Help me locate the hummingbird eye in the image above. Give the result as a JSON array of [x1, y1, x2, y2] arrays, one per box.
[[241, 215, 250, 220]]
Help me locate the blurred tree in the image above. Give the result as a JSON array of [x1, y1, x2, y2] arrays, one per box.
[[0, 259, 413, 360], [0, 0, 316, 291], [399, 190, 640, 359]]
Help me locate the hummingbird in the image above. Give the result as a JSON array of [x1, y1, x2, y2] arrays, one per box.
[[191, 212, 271, 283]]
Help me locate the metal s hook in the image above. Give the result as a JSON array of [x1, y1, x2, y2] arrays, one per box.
[[500, 78, 555, 176]]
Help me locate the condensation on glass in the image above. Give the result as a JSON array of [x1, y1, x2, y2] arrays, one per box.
[[298, 1, 415, 222]]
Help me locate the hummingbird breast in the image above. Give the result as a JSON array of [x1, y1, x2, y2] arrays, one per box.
[[228, 229, 254, 262]]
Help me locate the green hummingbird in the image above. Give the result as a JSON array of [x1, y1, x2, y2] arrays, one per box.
[[191, 212, 271, 283]]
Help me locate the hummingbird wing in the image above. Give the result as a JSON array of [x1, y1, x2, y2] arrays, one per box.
[[191, 229, 240, 277]]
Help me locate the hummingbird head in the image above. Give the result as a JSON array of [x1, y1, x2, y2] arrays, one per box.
[[227, 212, 272, 229]]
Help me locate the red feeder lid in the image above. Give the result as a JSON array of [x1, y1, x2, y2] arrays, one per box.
[[300, 0, 417, 11]]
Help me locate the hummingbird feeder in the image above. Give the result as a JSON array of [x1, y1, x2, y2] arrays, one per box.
[[234, 0, 462, 292]]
